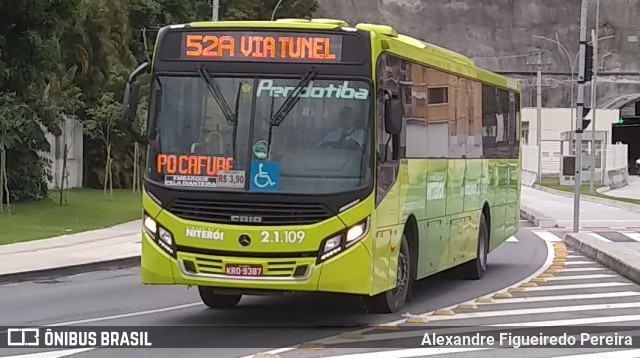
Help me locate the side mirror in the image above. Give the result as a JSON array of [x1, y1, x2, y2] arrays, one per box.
[[122, 82, 141, 123], [384, 96, 404, 135], [122, 62, 149, 123]]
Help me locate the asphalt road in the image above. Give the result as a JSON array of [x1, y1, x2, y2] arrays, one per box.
[[1, 222, 548, 358]]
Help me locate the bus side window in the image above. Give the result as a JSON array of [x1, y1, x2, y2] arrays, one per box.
[[378, 91, 393, 163], [376, 89, 400, 201]]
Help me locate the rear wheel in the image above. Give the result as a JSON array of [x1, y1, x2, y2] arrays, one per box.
[[198, 287, 242, 309], [367, 233, 411, 313], [461, 213, 489, 280]]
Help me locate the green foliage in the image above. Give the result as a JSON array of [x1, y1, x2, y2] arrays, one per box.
[[0, 0, 83, 204], [0, 0, 320, 202]]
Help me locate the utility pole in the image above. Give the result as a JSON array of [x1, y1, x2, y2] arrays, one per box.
[[536, 53, 543, 183], [573, 0, 588, 233], [212, 0, 219, 21], [526, 50, 551, 184], [589, 0, 600, 194]]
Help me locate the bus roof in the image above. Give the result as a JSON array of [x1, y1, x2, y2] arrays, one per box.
[[173, 18, 520, 92]]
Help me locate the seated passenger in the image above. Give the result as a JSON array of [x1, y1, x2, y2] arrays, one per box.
[[319, 106, 365, 149]]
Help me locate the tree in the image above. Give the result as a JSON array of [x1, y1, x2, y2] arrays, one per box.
[[43, 60, 85, 205], [0, 0, 82, 203], [85, 92, 123, 196], [0, 93, 33, 214]]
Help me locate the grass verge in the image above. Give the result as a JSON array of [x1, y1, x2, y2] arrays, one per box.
[[0, 189, 141, 245], [539, 180, 640, 206]]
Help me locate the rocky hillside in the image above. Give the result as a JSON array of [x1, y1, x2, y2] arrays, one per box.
[[316, 0, 640, 108]]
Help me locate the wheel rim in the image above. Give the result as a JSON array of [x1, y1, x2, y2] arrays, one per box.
[[479, 227, 487, 271], [392, 250, 409, 296]]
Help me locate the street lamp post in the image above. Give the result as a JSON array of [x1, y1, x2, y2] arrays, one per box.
[[589, 0, 600, 194], [271, 0, 285, 21], [212, 0, 219, 21], [534, 35, 577, 144]]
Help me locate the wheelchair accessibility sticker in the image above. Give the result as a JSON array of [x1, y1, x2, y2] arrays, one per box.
[[249, 161, 279, 192]]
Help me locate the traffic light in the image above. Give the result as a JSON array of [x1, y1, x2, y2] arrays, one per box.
[[579, 107, 591, 132], [584, 44, 594, 82], [618, 117, 624, 124]]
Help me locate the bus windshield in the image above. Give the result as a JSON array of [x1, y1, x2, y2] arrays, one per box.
[[146, 76, 374, 195]]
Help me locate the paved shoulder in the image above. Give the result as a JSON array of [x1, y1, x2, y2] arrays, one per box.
[[258, 241, 640, 358], [605, 176, 640, 201], [521, 186, 640, 228]]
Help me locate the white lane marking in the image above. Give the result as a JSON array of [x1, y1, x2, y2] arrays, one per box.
[[532, 230, 562, 242], [546, 274, 616, 281], [565, 260, 596, 265], [420, 302, 640, 322], [506, 236, 519, 242], [620, 232, 640, 242], [0, 302, 204, 337], [561, 267, 606, 272], [524, 282, 632, 291], [315, 318, 640, 348], [502, 314, 640, 326], [589, 233, 613, 242], [239, 347, 298, 358], [567, 255, 582, 258], [485, 291, 640, 304], [248, 232, 557, 357], [387, 237, 555, 324], [50, 302, 201, 327], [611, 227, 628, 229], [541, 349, 640, 358], [0, 348, 95, 358], [292, 348, 493, 358]]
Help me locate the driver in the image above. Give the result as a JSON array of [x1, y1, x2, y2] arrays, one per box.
[[320, 106, 365, 147]]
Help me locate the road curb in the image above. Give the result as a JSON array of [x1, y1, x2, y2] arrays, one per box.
[[0, 256, 140, 284], [520, 205, 557, 228], [564, 233, 640, 286], [533, 184, 640, 214]]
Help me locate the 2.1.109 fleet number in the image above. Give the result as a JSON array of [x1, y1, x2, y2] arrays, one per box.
[[260, 230, 305, 244]]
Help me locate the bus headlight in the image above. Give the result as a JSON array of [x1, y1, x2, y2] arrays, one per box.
[[346, 221, 367, 244], [143, 212, 176, 258], [323, 236, 341, 252], [317, 217, 370, 264], [144, 215, 157, 235], [158, 227, 173, 245]]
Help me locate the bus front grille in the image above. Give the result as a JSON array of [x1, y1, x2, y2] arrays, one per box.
[[189, 257, 309, 278], [166, 198, 333, 225]]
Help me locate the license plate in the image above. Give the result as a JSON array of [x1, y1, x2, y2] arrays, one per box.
[[225, 264, 263, 277]]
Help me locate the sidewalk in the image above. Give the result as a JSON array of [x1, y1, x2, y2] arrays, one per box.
[[521, 185, 640, 288], [604, 175, 640, 200], [564, 231, 640, 287], [0, 220, 141, 283], [521, 185, 640, 228]]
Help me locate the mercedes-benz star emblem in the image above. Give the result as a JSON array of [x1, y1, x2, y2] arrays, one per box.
[[239, 234, 251, 247]]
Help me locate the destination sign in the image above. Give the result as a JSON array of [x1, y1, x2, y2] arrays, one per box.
[[177, 31, 344, 63]]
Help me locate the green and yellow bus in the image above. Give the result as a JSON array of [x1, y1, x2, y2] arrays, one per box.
[[122, 18, 522, 313]]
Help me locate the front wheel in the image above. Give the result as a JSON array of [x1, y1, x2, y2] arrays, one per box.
[[461, 213, 489, 280], [198, 287, 242, 309], [367, 234, 411, 314]]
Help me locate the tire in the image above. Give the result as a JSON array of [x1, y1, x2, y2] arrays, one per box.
[[198, 287, 242, 309], [367, 233, 411, 314], [462, 213, 489, 280]]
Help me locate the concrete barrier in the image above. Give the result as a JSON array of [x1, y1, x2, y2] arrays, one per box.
[[564, 233, 640, 286]]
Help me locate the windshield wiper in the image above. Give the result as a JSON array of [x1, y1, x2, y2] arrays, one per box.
[[265, 67, 317, 156], [198, 66, 241, 156]]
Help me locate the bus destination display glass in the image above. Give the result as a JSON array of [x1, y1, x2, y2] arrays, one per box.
[[178, 31, 344, 62]]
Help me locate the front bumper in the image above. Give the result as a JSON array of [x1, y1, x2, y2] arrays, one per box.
[[141, 232, 373, 295]]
